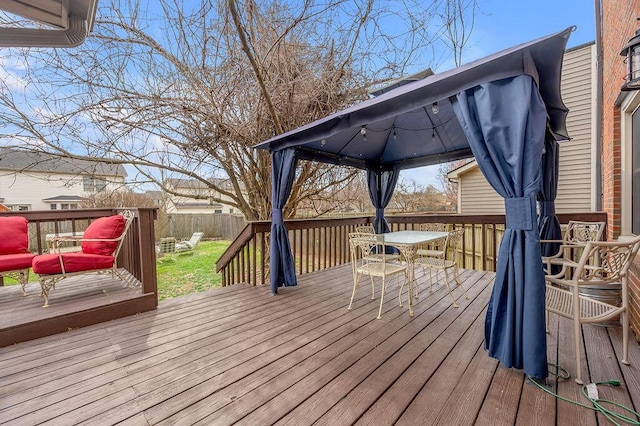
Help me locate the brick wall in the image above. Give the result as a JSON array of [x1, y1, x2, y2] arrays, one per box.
[[602, 0, 640, 336]]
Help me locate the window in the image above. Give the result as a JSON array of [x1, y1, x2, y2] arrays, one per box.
[[50, 204, 57, 210], [17, 205, 29, 211], [229, 208, 234, 214], [70, 203, 79, 209], [214, 209, 222, 214], [83, 176, 108, 192], [60, 203, 69, 210]]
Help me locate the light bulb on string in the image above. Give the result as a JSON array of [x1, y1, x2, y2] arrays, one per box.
[[432, 102, 439, 115], [360, 126, 367, 142], [392, 126, 397, 140], [431, 128, 436, 143]]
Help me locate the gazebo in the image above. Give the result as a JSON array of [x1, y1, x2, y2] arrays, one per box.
[[255, 28, 572, 381]]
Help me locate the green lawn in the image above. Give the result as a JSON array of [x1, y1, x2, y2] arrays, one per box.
[[1, 240, 230, 301], [156, 240, 230, 300]]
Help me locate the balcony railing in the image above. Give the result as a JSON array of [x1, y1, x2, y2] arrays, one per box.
[[0, 207, 159, 297], [216, 212, 608, 287]]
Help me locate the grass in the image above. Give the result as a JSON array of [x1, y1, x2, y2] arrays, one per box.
[[156, 240, 230, 300], [1, 240, 231, 301]]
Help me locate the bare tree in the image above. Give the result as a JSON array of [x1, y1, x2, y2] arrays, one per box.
[[437, 159, 472, 211], [437, 0, 479, 66], [80, 190, 157, 209], [0, 0, 476, 220]]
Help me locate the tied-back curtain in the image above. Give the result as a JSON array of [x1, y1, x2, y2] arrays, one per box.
[[367, 166, 400, 234], [270, 148, 298, 294], [452, 75, 548, 379], [538, 134, 562, 263]]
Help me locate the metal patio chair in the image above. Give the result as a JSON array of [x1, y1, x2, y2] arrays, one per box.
[[348, 232, 408, 319], [542, 220, 605, 276], [545, 235, 640, 384]]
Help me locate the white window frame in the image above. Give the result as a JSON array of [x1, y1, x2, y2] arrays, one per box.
[[620, 90, 640, 236]]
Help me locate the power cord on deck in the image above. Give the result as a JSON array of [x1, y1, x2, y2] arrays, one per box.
[[527, 364, 640, 426]]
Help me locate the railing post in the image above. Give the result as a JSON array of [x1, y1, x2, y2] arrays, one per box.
[[135, 208, 158, 305]]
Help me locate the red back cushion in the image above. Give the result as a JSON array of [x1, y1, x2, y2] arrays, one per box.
[[81, 215, 126, 256], [0, 216, 30, 255]]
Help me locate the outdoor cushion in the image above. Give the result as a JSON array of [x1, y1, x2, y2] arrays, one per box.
[[0, 252, 35, 272], [81, 215, 126, 256], [0, 216, 30, 255], [33, 253, 115, 275]]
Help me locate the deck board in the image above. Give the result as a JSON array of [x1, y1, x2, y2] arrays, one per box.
[[1, 264, 640, 425]]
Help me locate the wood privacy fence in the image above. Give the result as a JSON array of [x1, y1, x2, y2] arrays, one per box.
[[215, 212, 608, 287], [157, 213, 247, 241]]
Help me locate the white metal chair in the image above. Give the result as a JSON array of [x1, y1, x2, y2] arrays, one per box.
[[545, 235, 640, 384], [414, 228, 469, 307], [542, 220, 605, 276], [416, 222, 447, 258], [352, 226, 401, 263], [348, 232, 408, 319]]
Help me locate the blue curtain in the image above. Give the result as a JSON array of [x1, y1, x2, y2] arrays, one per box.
[[538, 135, 562, 264], [452, 75, 548, 379], [367, 166, 400, 234], [270, 148, 298, 294]]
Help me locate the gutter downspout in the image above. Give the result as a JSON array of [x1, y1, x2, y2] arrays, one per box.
[[594, 0, 603, 211]]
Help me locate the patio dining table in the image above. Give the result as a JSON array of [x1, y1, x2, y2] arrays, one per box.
[[381, 230, 449, 313]]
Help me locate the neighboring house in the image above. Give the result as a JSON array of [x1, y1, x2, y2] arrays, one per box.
[[447, 42, 598, 215], [163, 178, 244, 215], [0, 148, 127, 211]]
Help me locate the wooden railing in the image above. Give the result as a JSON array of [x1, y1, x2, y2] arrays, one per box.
[[0, 207, 159, 299], [216, 212, 608, 287]]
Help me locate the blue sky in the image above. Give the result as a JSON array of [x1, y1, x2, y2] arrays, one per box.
[[401, 0, 596, 189]]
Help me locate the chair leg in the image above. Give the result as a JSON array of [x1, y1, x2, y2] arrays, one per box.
[[453, 266, 469, 300], [39, 276, 57, 308], [369, 275, 376, 300], [428, 267, 434, 292], [348, 273, 363, 311], [19, 270, 29, 296], [442, 268, 458, 308], [622, 309, 630, 365], [377, 276, 387, 320], [574, 317, 583, 385]]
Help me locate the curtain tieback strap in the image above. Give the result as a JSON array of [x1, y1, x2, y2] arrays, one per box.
[[271, 209, 283, 223], [504, 196, 535, 230], [538, 200, 555, 217]]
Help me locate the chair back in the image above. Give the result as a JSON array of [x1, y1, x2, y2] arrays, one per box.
[[158, 237, 176, 254], [0, 216, 30, 255], [354, 225, 375, 234], [565, 221, 605, 245], [574, 236, 640, 284], [445, 229, 465, 261], [420, 223, 446, 232], [81, 210, 134, 258], [187, 232, 204, 246]]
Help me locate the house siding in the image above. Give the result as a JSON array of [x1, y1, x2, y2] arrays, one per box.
[[0, 171, 124, 211], [455, 43, 596, 215]]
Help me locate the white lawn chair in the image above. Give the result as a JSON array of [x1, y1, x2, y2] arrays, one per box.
[[176, 232, 204, 253]]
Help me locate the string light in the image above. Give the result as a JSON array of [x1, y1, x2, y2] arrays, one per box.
[[432, 102, 439, 115], [360, 126, 367, 142], [431, 128, 435, 143], [392, 126, 397, 140]]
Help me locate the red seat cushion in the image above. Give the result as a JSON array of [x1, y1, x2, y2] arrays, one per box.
[[33, 253, 115, 275], [81, 215, 126, 256], [0, 216, 30, 255], [0, 253, 35, 272]]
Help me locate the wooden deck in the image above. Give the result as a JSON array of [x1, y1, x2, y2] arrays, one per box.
[[0, 270, 155, 346], [1, 264, 639, 425]]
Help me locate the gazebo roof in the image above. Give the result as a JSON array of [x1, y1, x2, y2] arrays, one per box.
[[255, 28, 571, 171]]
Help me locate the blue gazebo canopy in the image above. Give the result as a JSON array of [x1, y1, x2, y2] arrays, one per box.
[[254, 28, 572, 381], [255, 28, 571, 171]]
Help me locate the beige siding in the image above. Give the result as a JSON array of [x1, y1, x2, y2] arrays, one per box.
[[455, 43, 595, 214], [458, 167, 504, 214], [556, 44, 594, 213]]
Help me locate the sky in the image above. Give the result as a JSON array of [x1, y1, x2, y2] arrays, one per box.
[[401, 0, 596, 189]]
